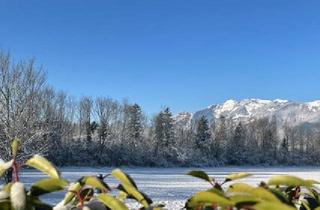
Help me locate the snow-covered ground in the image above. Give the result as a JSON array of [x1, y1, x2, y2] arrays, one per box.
[[20, 166, 320, 209]]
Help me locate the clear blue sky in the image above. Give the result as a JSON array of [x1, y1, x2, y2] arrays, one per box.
[[1, 0, 320, 114]]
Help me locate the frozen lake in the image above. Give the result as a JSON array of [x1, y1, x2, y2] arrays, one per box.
[[19, 166, 320, 209]]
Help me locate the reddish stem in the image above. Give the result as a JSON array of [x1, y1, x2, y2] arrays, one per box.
[[12, 157, 19, 182], [75, 189, 84, 209]]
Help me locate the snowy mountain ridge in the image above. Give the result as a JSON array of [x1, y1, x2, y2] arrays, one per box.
[[175, 99, 320, 128]]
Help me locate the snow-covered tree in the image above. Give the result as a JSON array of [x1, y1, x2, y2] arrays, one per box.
[[79, 97, 94, 142], [152, 107, 176, 164], [0, 51, 49, 161], [260, 117, 278, 164], [225, 122, 246, 165], [195, 117, 211, 147]]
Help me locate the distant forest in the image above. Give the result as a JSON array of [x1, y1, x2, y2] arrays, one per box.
[[1, 51, 320, 167]]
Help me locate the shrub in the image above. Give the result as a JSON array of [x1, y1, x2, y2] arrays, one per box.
[[1, 139, 320, 210], [0, 139, 163, 210], [185, 170, 320, 210]]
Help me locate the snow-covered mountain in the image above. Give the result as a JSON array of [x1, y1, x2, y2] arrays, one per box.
[[175, 99, 320, 128]]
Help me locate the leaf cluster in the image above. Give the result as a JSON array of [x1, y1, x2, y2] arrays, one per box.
[[186, 170, 320, 210]]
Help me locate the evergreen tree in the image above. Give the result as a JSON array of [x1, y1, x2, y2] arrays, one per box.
[[195, 117, 211, 147], [153, 107, 175, 162], [213, 116, 228, 162], [153, 111, 164, 156], [127, 103, 143, 145], [244, 121, 260, 165], [260, 117, 278, 164], [193, 116, 212, 164], [127, 103, 144, 163], [279, 137, 289, 164], [225, 122, 246, 165], [161, 107, 174, 148], [79, 97, 93, 142]]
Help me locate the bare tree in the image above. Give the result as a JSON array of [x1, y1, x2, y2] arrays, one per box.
[[79, 97, 94, 141], [0, 51, 48, 161]]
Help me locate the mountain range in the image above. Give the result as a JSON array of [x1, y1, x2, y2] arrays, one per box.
[[175, 99, 320, 129]]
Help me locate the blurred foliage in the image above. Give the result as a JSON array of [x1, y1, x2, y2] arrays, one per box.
[[0, 139, 164, 210], [185, 170, 320, 210], [1, 139, 320, 210]]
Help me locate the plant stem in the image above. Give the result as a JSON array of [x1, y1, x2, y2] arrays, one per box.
[[12, 157, 19, 182], [76, 190, 84, 209]]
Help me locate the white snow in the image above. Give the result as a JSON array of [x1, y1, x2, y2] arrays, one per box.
[[176, 98, 320, 128], [221, 99, 237, 112], [306, 100, 320, 110], [274, 99, 289, 103]]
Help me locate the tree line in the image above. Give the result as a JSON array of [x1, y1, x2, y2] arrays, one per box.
[[1, 51, 320, 166]]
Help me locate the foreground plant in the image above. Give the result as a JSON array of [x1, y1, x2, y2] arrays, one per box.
[[0, 139, 68, 210], [59, 168, 165, 210], [2, 139, 320, 210], [185, 170, 320, 210], [0, 139, 165, 210]]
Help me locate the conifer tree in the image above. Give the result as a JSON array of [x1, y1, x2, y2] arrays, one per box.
[[225, 122, 246, 165], [195, 117, 211, 147], [127, 103, 143, 146], [260, 117, 278, 164], [153, 107, 175, 160], [279, 137, 289, 164], [194, 116, 212, 163], [213, 116, 228, 162]]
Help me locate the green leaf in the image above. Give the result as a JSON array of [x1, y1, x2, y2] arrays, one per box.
[[79, 188, 94, 201], [10, 182, 26, 210], [0, 200, 11, 210], [186, 191, 234, 208], [26, 196, 52, 210], [301, 200, 311, 210], [206, 188, 226, 197], [111, 169, 138, 188], [139, 191, 153, 205], [117, 191, 128, 202], [228, 183, 281, 203], [308, 188, 320, 203], [254, 201, 296, 210], [112, 169, 151, 208], [2, 183, 13, 194], [26, 155, 60, 179], [0, 191, 9, 200], [0, 159, 13, 177], [29, 178, 68, 196], [229, 194, 260, 204], [63, 182, 81, 205], [229, 194, 260, 209], [117, 182, 151, 208], [247, 188, 281, 203], [187, 170, 212, 183], [268, 188, 290, 204], [63, 176, 110, 205], [305, 179, 320, 186], [225, 172, 251, 182], [228, 183, 254, 194], [80, 176, 110, 191], [97, 194, 129, 210], [11, 139, 20, 157], [268, 175, 313, 187]]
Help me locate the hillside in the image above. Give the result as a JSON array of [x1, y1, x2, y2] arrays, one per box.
[[175, 99, 320, 129]]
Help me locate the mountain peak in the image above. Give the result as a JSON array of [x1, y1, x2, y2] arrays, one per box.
[[221, 99, 237, 112], [175, 99, 320, 128]]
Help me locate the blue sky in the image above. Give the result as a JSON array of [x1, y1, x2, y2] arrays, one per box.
[[1, 0, 320, 114]]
